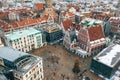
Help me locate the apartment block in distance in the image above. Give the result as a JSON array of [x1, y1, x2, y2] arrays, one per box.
[[0, 47, 44, 80]]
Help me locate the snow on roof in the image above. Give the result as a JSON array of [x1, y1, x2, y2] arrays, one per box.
[[0, 47, 30, 62], [94, 44, 120, 67]]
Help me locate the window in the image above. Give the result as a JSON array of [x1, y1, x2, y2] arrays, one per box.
[[29, 71, 31, 74], [40, 68, 42, 72], [26, 74, 28, 78], [37, 71, 39, 74], [15, 73, 18, 77], [39, 62, 41, 65], [20, 76, 22, 79], [41, 75, 42, 79], [34, 74, 36, 78]]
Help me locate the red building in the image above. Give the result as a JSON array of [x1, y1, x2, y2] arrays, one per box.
[[77, 25, 106, 55], [61, 11, 75, 22]]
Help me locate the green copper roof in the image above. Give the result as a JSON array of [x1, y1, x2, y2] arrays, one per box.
[[5, 28, 41, 41]]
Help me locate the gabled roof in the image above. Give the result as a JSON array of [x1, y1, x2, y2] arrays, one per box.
[[62, 19, 72, 31], [110, 17, 120, 25], [0, 20, 11, 32], [87, 25, 104, 41], [34, 3, 44, 11], [17, 16, 48, 27], [62, 11, 74, 17]]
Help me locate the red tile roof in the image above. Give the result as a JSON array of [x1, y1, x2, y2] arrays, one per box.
[[67, 4, 79, 11], [9, 22, 18, 29], [62, 19, 73, 31], [0, 20, 11, 32], [62, 11, 74, 18], [110, 19, 120, 25], [34, 3, 44, 11], [0, 8, 29, 19], [7, 8, 29, 13], [0, 12, 9, 19], [88, 25, 104, 41], [111, 26, 119, 32], [17, 16, 48, 27]]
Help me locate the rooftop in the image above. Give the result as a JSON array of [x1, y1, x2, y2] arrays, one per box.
[[94, 44, 120, 67], [81, 18, 103, 27], [110, 17, 120, 25], [62, 19, 73, 31], [44, 23, 61, 33], [5, 28, 41, 41], [0, 47, 30, 62], [87, 25, 104, 41]]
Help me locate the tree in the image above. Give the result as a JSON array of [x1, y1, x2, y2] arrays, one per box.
[[72, 58, 80, 74]]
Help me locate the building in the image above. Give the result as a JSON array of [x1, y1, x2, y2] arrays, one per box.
[[61, 11, 75, 22], [5, 28, 46, 52], [42, 0, 58, 22], [0, 14, 54, 34], [42, 8, 58, 22], [75, 12, 84, 24], [80, 18, 103, 27], [63, 29, 77, 52], [0, 47, 44, 80], [90, 44, 120, 79], [43, 23, 63, 44], [77, 25, 106, 57], [109, 17, 120, 38], [0, 65, 14, 80], [0, 37, 4, 48], [8, 12, 19, 21], [61, 19, 73, 33], [34, 3, 44, 12]]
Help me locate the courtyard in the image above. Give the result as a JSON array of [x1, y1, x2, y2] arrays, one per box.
[[30, 44, 103, 80]]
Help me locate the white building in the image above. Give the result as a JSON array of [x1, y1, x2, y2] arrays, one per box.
[[0, 37, 4, 48], [5, 28, 46, 52], [8, 12, 19, 21], [0, 47, 44, 80]]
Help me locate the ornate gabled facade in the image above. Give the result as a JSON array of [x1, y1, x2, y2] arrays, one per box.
[[63, 29, 77, 52], [42, 8, 58, 22], [77, 25, 106, 56], [105, 17, 120, 38], [109, 17, 120, 38]]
